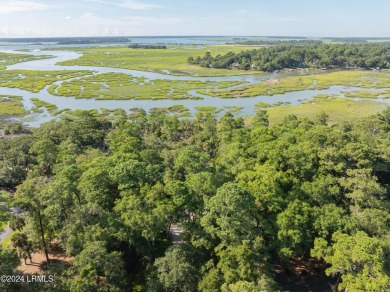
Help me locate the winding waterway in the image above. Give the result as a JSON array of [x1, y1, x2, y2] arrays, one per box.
[[1, 44, 390, 127]]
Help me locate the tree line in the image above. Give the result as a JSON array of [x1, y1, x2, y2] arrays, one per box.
[[0, 108, 389, 291], [128, 44, 167, 49], [188, 42, 390, 71], [227, 40, 323, 46]]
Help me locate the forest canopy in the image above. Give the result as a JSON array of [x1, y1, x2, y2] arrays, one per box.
[[188, 42, 390, 71], [1, 108, 389, 291]]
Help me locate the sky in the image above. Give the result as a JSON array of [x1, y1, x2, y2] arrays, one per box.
[[0, 0, 389, 38]]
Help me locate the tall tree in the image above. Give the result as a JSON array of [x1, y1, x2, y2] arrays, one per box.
[[15, 177, 51, 264], [312, 231, 390, 291]]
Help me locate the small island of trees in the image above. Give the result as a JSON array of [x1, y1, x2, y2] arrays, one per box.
[[128, 44, 167, 49], [188, 42, 390, 71]]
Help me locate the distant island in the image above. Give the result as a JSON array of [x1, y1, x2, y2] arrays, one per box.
[[128, 44, 167, 49], [0, 37, 131, 45]]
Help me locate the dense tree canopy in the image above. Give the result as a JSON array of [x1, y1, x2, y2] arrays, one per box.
[[188, 42, 390, 71], [1, 108, 389, 291]]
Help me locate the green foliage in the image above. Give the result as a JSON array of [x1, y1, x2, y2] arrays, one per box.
[[312, 231, 390, 291], [10, 232, 34, 263], [67, 241, 129, 291], [221, 281, 259, 292], [14, 177, 53, 263], [313, 204, 353, 239], [0, 246, 20, 291], [115, 182, 173, 245], [0, 191, 12, 229], [30, 139, 58, 175], [189, 42, 390, 71], [198, 266, 223, 292], [201, 183, 261, 246], [173, 147, 211, 180], [128, 44, 167, 49], [1, 107, 389, 291], [339, 168, 386, 207], [277, 200, 315, 258], [153, 245, 199, 292], [221, 276, 280, 292], [216, 242, 261, 284], [0, 135, 34, 188]]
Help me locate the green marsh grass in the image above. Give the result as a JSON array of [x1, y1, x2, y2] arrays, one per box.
[[30, 98, 58, 114], [0, 70, 92, 93], [223, 106, 243, 114], [195, 106, 224, 115], [255, 102, 272, 108], [0, 52, 52, 70], [205, 71, 390, 98], [343, 90, 390, 99], [48, 72, 244, 100], [56, 45, 263, 77], [266, 98, 388, 125], [0, 95, 27, 117]]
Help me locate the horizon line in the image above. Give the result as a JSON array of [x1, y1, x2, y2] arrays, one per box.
[[1, 35, 390, 39]]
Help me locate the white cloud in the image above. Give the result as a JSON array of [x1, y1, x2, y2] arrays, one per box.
[[0, 0, 50, 13]]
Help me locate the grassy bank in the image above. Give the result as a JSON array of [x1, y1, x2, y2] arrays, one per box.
[[344, 90, 390, 99], [0, 52, 53, 70], [266, 98, 388, 125], [0, 95, 27, 116], [0, 95, 28, 125]]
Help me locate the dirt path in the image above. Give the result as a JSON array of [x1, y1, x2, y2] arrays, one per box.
[[0, 225, 11, 243], [169, 224, 184, 244], [0, 206, 23, 243]]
